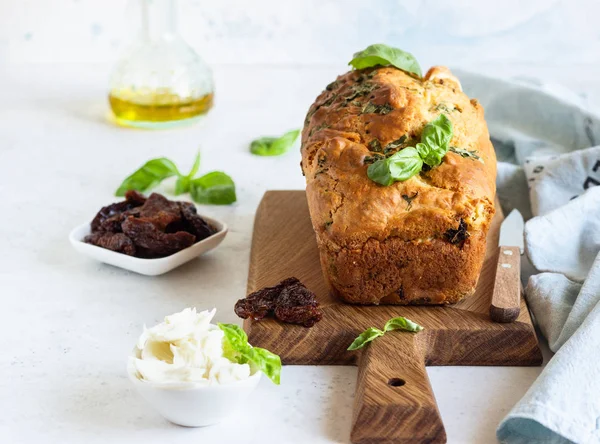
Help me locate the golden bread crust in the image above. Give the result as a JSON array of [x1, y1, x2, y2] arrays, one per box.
[[301, 66, 497, 305]]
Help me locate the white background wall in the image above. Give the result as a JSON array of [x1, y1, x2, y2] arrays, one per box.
[[2, 0, 600, 68]]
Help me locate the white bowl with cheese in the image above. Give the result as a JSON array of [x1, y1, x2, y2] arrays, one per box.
[[127, 308, 263, 427], [128, 363, 261, 427]]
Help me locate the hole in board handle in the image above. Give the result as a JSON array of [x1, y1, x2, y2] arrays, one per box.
[[388, 378, 406, 387]]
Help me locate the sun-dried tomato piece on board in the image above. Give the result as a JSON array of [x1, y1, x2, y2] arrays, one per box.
[[274, 280, 323, 327], [234, 277, 322, 327], [234, 279, 286, 321]]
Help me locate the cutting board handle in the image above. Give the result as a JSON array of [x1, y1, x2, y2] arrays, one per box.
[[351, 333, 446, 444]]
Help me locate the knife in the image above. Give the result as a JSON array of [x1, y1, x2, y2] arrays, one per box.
[[490, 209, 524, 323]]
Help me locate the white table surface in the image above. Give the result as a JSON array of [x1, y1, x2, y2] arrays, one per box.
[[2, 62, 598, 444]]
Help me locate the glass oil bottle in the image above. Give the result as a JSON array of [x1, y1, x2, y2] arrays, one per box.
[[108, 0, 214, 129]]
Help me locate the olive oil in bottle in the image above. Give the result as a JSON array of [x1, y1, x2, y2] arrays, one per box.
[[109, 89, 214, 127], [108, 0, 214, 129]]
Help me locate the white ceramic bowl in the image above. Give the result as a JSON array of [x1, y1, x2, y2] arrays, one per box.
[[69, 214, 227, 276], [127, 356, 261, 427]]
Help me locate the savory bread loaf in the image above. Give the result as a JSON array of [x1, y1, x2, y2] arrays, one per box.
[[301, 66, 497, 305]]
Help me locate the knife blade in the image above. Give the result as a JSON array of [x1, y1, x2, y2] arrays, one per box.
[[498, 209, 525, 254], [490, 209, 524, 323]]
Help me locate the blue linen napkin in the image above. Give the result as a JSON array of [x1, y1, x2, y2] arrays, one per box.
[[455, 70, 600, 444]]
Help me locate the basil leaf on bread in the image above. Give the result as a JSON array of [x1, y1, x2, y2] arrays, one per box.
[[418, 114, 454, 167], [367, 147, 423, 186], [349, 44, 422, 77], [366, 114, 453, 185]]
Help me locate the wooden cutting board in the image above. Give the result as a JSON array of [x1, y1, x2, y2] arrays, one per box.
[[244, 190, 542, 444]]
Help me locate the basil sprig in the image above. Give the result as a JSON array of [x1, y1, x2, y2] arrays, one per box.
[[115, 154, 236, 205], [349, 44, 422, 77], [347, 316, 424, 351], [367, 114, 453, 186], [174, 152, 201, 195], [219, 323, 282, 385], [250, 129, 300, 156], [190, 171, 237, 205], [383, 316, 424, 333], [347, 327, 384, 351], [116, 158, 179, 196]]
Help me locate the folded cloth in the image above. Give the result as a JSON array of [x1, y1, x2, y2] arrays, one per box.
[[526, 181, 600, 283], [497, 189, 600, 444], [496, 292, 600, 444], [524, 147, 600, 217], [454, 71, 600, 444]]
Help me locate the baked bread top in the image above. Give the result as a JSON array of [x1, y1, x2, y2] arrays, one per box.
[[301, 66, 497, 251]]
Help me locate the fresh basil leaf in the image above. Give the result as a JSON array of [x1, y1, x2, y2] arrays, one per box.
[[250, 137, 277, 155], [174, 152, 201, 195], [190, 171, 236, 205], [250, 129, 300, 156], [218, 323, 282, 385], [367, 147, 423, 186], [348, 317, 424, 351], [415, 142, 445, 168], [366, 157, 394, 186], [347, 327, 385, 350], [219, 323, 248, 351], [417, 114, 453, 167], [388, 148, 424, 180], [421, 114, 453, 153], [115, 158, 180, 196], [349, 44, 422, 77], [248, 347, 282, 385], [174, 176, 189, 195], [383, 316, 424, 333], [221, 337, 244, 364], [187, 151, 201, 178]]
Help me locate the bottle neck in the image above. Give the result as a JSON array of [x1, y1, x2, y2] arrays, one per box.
[[141, 0, 177, 40]]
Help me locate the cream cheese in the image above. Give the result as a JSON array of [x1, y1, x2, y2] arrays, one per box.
[[130, 308, 251, 385]]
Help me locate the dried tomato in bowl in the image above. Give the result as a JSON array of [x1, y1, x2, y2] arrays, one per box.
[[84, 191, 216, 258]]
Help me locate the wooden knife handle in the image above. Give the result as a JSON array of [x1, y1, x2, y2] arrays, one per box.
[[490, 246, 521, 323], [351, 333, 446, 444]]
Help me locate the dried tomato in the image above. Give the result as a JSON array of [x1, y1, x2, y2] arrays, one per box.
[[85, 192, 216, 258], [235, 277, 322, 327]]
